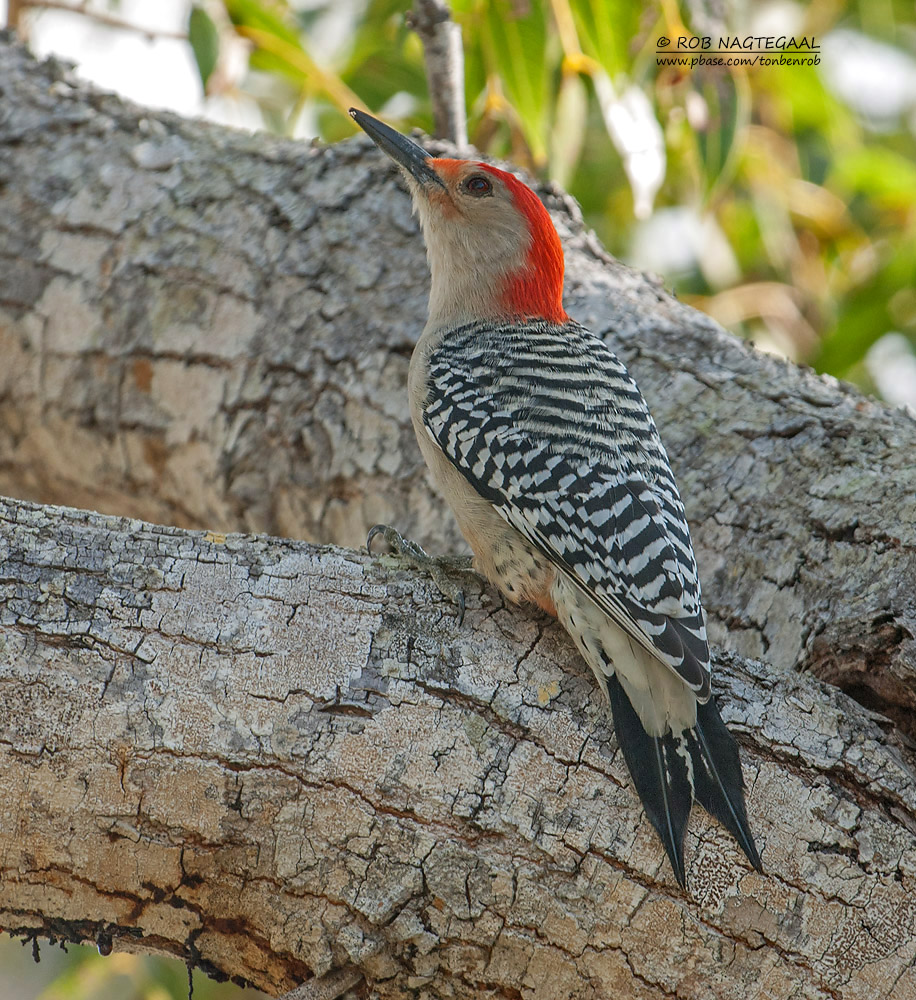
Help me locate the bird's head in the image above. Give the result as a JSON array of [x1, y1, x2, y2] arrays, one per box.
[[351, 109, 567, 328]]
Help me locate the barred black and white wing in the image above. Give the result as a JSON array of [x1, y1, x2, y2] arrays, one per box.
[[422, 318, 712, 699]]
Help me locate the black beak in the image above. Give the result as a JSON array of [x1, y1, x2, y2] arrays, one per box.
[[349, 108, 446, 190]]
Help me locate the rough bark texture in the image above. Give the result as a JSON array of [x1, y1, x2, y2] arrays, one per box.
[[1, 39, 913, 735], [1, 497, 915, 1000], [1, 36, 916, 999]]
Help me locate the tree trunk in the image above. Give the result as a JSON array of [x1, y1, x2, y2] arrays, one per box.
[[1, 35, 915, 999]]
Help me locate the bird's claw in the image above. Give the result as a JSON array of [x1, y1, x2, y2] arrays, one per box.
[[367, 523, 472, 626], [367, 523, 427, 562]]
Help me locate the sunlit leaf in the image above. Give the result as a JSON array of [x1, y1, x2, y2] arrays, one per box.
[[478, 0, 554, 166], [222, 0, 311, 86], [551, 71, 588, 187], [831, 147, 916, 206], [223, 0, 300, 45], [338, 0, 428, 117], [247, 46, 304, 83], [572, 0, 640, 77]]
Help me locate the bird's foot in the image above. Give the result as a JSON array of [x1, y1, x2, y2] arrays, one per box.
[[367, 523, 476, 625]]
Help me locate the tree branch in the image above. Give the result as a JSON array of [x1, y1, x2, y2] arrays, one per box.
[[6, 0, 28, 34], [0, 39, 912, 736], [280, 966, 363, 1000], [409, 0, 468, 145], [13, 1, 187, 41], [1, 495, 914, 998]]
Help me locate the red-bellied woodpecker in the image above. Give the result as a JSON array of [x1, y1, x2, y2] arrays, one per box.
[[351, 108, 761, 887]]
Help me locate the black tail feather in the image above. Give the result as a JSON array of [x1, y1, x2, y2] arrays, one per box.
[[606, 675, 692, 887], [690, 697, 762, 872], [606, 676, 762, 885]]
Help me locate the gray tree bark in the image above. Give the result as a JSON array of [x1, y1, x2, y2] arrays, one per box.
[[2, 497, 915, 1000], [1, 35, 915, 1000]]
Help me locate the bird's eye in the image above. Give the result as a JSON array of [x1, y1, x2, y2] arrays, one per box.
[[463, 175, 493, 197]]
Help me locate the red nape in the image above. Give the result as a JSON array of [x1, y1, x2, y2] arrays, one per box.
[[481, 164, 568, 324]]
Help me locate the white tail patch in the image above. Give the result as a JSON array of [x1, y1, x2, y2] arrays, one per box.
[[552, 572, 698, 737]]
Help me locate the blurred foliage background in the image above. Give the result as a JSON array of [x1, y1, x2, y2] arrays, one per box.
[[2, 0, 915, 996], [181, 0, 916, 405], [9, 0, 914, 402], [0, 933, 263, 1000]]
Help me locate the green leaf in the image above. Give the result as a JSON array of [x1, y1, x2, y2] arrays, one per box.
[[339, 0, 429, 115], [248, 47, 305, 84], [222, 0, 309, 85], [831, 147, 916, 206], [694, 69, 748, 197], [223, 0, 300, 45], [479, 0, 554, 165], [188, 5, 220, 91], [814, 237, 916, 375], [572, 0, 639, 77]]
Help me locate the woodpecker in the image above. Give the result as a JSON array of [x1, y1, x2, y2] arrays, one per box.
[[351, 108, 761, 887]]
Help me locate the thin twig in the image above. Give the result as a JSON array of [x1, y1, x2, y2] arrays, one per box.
[[409, 0, 467, 146], [16, 0, 186, 41], [7, 0, 28, 35], [278, 966, 364, 1000]]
